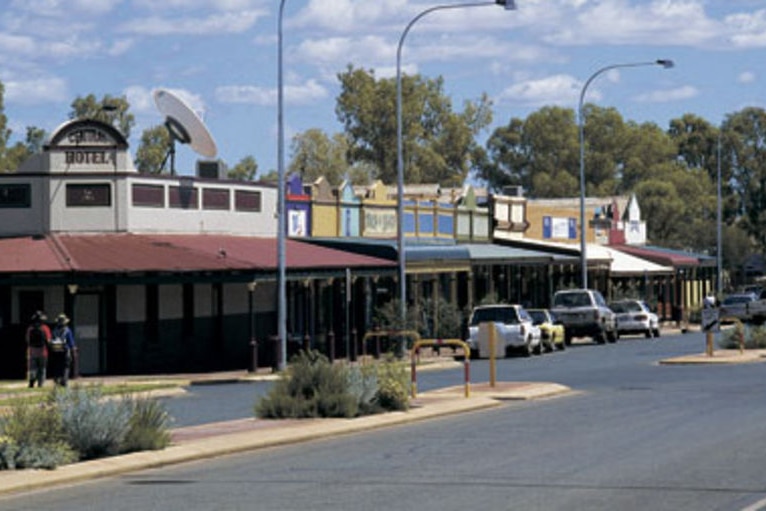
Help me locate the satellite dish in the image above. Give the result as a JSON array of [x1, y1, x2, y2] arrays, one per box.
[[153, 88, 217, 175]]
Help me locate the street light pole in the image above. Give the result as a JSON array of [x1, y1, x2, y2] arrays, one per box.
[[717, 130, 722, 294], [277, 0, 288, 371], [396, 0, 516, 328], [577, 59, 674, 289]]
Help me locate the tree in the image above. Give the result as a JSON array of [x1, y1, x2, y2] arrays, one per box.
[[4, 127, 47, 172], [69, 94, 135, 138], [335, 66, 492, 187], [289, 129, 348, 186], [723, 107, 766, 251], [134, 125, 171, 174], [228, 155, 258, 181], [479, 107, 579, 196]]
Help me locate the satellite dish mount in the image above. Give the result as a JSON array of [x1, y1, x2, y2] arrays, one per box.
[[153, 89, 217, 175]]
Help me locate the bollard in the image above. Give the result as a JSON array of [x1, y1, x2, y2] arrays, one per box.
[[249, 338, 258, 373], [411, 349, 418, 398]]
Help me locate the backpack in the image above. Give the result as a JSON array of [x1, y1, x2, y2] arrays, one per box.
[[49, 332, 66, 352], [29, 325, 47, 348]]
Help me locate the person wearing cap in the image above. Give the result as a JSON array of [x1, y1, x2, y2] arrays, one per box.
[[26, 311, 51, 388], [51, 313, 76, 386]]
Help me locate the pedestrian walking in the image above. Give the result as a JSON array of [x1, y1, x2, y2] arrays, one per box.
[[50, 313, 76, 386], [26, 311, 51, 388]]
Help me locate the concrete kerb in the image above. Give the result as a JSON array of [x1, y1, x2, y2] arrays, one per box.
[[0, 380, 571, 496]]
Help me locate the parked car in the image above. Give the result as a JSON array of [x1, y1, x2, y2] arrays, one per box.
[[465, 304, 542, 357], [527, 308, 566, 352], [609, 299, 660, 338], [550, 289, 618, 345], [720, 293, 758, 324]]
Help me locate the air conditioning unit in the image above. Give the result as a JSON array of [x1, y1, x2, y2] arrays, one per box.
[[502, 185, 524, 197], [196, 160, 227, 180]]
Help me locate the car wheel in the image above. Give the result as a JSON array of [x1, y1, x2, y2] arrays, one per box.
[[594, 331, 607, 344], [606, 329, 617, 343], [644, 329, 652, 339], [653, 327, 660, 338], [544, 337, 554, 353]]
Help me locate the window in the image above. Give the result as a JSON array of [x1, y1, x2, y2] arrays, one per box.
[[66, 183, 111, 207], [169, 185, 198, 209], [0, 184, 30, 208], [235, 190, 261, 212], [202, 189, 230, 210], [132, 184, 165, 207]]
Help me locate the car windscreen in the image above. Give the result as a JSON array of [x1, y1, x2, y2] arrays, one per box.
[[553, 293, 591, 307], [470, 307, 519, 325], [528, 310, 545, 324]]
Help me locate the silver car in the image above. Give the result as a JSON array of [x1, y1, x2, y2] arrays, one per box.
[[609, 300, 660, 338]]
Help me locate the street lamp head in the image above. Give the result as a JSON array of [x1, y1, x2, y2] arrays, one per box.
[[656, 59, 674, 69], [496, 0, 517, 9]]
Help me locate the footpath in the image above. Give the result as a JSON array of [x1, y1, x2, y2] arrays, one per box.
[[1, 335, 765, 496]]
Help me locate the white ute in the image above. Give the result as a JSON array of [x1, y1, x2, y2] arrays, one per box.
[[465, 304, 542, 358]]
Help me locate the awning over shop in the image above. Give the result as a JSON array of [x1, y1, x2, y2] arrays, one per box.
[[611, 244, 704, 268], [604, 247, 674, 276], [0, 234, 396, 283]]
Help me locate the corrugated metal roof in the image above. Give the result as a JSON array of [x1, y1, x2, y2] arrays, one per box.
[[0, 236, 69, 272], [462, 243, 564, 263], [0, 234, 395, 275], [612, 244, 700, 267]]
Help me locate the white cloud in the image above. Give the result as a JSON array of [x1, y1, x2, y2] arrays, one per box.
[[530, 0, 721, 47], [295, 36, 391, 67], [10, 0, 120, 16], [738, 71, 756, 84], [498, 74, 585, 106], [5, 77, 68, 104], [634, 85, 698, 103], [124, 86, 155, 115], [118, 11, 263, 36], [727, 10, 766, 47], [292, 0, 407, 32], [216, 79, 328, 106]]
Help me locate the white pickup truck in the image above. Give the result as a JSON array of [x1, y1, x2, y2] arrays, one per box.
[[465, 304, 542, 357]]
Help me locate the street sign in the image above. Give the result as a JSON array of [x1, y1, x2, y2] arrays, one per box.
[[701, 308, 719, 333]]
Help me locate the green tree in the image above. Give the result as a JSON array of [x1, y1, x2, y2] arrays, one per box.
[[4, 126, 47, 171], [480, 107, 580, 196], [134, 125, 171, 174], [69, 94, 135, 138], [228, 155, 258, 181], [289, 129, 348, 186], [335, 66, 492, 187], [723, 107, 766, 251]]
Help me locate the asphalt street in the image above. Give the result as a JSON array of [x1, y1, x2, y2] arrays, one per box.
[[3, 331, 766, 511]]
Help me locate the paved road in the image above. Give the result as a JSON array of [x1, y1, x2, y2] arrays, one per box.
[[4, 332, 766, 511]]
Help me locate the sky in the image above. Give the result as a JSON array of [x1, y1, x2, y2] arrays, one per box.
[[2, 0, 766, 180]]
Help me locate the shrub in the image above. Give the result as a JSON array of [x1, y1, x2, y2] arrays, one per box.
[[373, 355, 410, 412], [255, 350, 411, 419], [718, 322, 766, 349], [53, 386, 132, 460], [0, 401, 77, 470], [120, 396, 173, 453], [256, 351, 359, 419]]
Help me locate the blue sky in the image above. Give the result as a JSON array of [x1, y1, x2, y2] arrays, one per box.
[[2, 0, 765, 179]]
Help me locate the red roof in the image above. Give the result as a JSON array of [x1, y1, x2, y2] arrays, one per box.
[[611, 244, 699, 267], [0, 234, 394, 274]]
